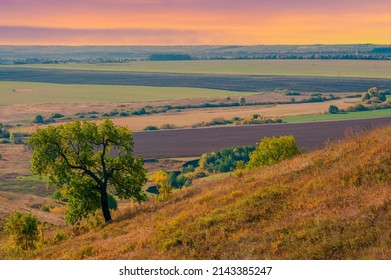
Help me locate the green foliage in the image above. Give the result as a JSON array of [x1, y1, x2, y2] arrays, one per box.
[[39, 205, 50, 212], [159, 123, 177, 130], [51, 113, 64, 119], [3, 212, 39, 251], [33, 114, 45, 124], [27, 119, 147, 224], [239, 97, 246, 106], [151, 170, 172, 200], [107, 193, 118, 210], [52, 230, 67, 244], [247, 135, 300, 169], [10, 132, 30, 144], [0, 138, 11, 144], [328, 105, 339, 114], [199, 146, 255, 173], [144, 125, 159, 131], [0, 123, 10, 139]]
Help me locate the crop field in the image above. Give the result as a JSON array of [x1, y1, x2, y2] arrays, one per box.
[[282, 108, 391, 122], [108, 98, 357, 131], [1, 67, 391, 93], [0, 81, 250, 105], [132, 117, 391, 159], [7, 59, 391, 79]]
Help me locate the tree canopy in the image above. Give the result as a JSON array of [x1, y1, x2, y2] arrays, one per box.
[[247, 135, 300, 169], [28, 119, 147, 224]]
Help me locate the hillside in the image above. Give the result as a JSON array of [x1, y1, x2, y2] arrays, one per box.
[[8, 125, 391, 260]]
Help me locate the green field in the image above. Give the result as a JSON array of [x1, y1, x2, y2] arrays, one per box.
[[282, 108, 391, 123], [0, 81, 253, 105], [7, 59, 391, 78]]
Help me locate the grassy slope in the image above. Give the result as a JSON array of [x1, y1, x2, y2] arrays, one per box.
[[0, 81, 252, 105], [29, 125, 391, 260], [7, 60, 391, 78]]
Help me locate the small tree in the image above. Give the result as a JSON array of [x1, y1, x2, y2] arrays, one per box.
[[247, 135, 300, 169], [150, 170, 172, 200], [239, 97, 246, 106], [3, 212, 39, 252], [28, 119, 147, 224], [328, 105, 339, 114]]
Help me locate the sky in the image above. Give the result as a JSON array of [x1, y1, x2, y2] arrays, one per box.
[[0, 0, 390, 45]]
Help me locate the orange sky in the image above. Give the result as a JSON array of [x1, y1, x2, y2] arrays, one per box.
[[0, 0, 390, 45]]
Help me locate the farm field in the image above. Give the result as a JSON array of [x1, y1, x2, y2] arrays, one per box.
[[0, 81, 250, 105], [132, 117, 391, 159], [110, 98, 358, 131], [2, 67, 391, 93], [282, 108, 391, 122], [9, 98, 359, 133], [6, 59, 391, 78]]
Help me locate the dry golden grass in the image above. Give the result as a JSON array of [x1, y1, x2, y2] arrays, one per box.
[[15, 97, 359, 133], [15, 124, 391, 260]]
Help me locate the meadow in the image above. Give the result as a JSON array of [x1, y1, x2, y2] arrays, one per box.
[[7, 59, 391, 78]]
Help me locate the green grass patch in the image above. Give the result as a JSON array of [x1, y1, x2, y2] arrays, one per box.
[[283, 108, 391, 123], [198, 172, 231, 182], [0, 81, 253, 105], [6, 60, 391, 78]]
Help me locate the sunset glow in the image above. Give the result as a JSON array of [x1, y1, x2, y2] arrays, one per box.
[[0, 0, 390, 45]]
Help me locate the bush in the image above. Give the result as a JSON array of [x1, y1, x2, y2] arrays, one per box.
[[199, 146, 255, 174], [39, 205, 50, 212], [119, 112, 129, 117], [0, 138, 11, 144], [160, 124, 177, 130], [3, 211, 39, 251], [144, 126, 159, 131], [239, 97, 246, 106], [0, 123, 10, 139], [33, 114, 44, 124], [247, 135, 300, 169], [328, 105, 339, 114], [53, 230, 67, 244], [51, 113, 64, 119]]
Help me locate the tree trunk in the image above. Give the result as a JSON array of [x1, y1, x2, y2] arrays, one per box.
[[100, 189, 112, 223]]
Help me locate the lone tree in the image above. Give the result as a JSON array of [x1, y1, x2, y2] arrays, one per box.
[[239, 97, 246, 106], [28, 119, 147, 224]]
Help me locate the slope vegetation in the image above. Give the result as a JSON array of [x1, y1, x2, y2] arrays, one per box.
[[31, 125, 391, 259]]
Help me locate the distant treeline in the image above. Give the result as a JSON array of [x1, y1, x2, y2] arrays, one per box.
[[148, 53, 192, 61], [1, 44, 390, 64]]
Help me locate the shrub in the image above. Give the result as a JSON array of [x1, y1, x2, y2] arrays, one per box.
[[160, 124, 177, 130], [328, 105, 339, 114], [39, 205, 50, 212], [33, 114, 45, 124], [247, 135, 300, 169], [119, 112, 129, 117], [0, 138, 11, 144], [53, 230, 67, 244], [51, 113, 64, 119], [3, 211, 39, 251], [144, 126, 159, 131], [239, 97, 246, 106], [0, 123, 10, 139]]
